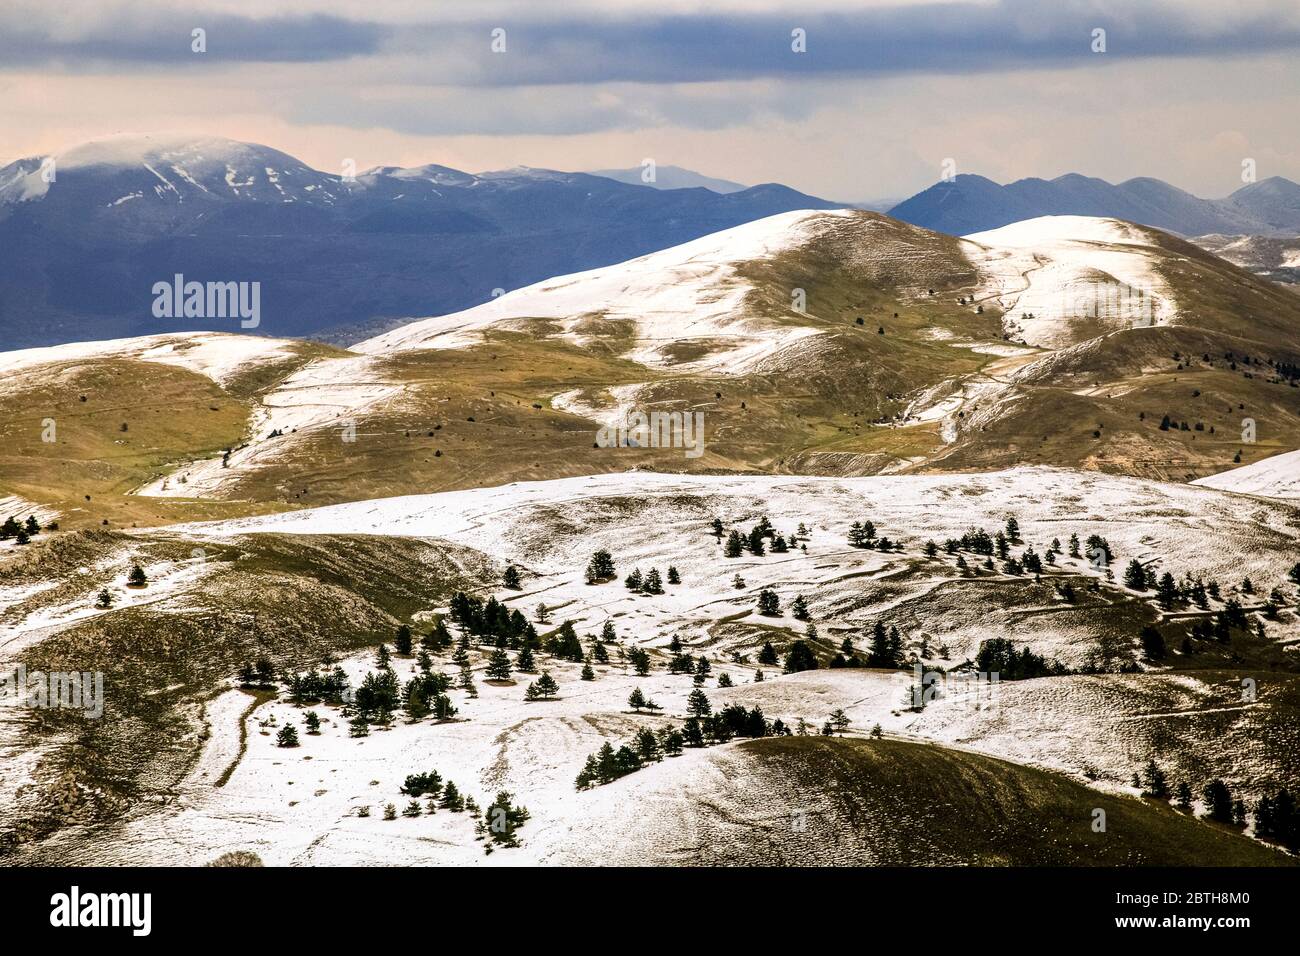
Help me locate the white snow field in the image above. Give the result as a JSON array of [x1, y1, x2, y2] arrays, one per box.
[[1193, 449, 1300, 500], [15, 465, 1299, 865], [0, 331, 300, 391], [963, 216, 1178, 349], [356, 209, 847, 373]]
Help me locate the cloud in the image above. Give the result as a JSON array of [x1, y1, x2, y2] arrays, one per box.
[[6, 0, 1300, 80], [0, 9, 384, 65]]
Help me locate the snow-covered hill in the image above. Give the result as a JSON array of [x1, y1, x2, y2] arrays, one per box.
[[1193, 449, 1300, 500], [356, 209, 848, 372], [963, 216, 1178, 349], [0, 331, 302, 389]]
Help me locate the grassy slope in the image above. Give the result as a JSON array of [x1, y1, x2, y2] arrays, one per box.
[[0, 342, 343, 529], [2, 529, 493, 856], [594, 735, 1294, 866]]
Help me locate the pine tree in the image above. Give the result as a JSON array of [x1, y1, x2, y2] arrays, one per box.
[[666, 566, 680, 585], [711, 518, 724, 538], [1123, 559, 1147, 590], [394, 624, 413, 656], [782, 640, 818, 673], [756, 589, 780, 616], [643, 568, 664, 594], [686, 688, 712, 717], [600, 621, 616, 643], [717, 673, 733, 688], [758, 640, 778, 666], [1005, 516, 1020, 542], [276, 724, 300, 748], [1139, 625, 1166, 660], [829, 709, 850, 734], [485, 649, 512, 680], [1203, 779, 1234, 823], [515, 644, 536, 672], [1176, 781, 1192, 810], [590, 641, 609, 665], [127, 564, 147, 587], [95, 588, 114, 609], [580, 663, 595, 681], [458, 663, 477, 698], [304, 711, 321, 734], [628, 687, 647, 712], [481, 791, 530, 848], [440, 782, 464, 811], [375, 643, 392, 669], [747, 526, 766, 556], [790, 594, 810, 621], [1141, 759, 1169, 799], [585, 549, 616, 584], [502, 565, 522, 589], [526, 671, 558, 700], [1156, 572, 1179, 609], [724, 530, 744, 557]]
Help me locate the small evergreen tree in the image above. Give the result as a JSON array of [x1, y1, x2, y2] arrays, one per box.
[[394, 624, 413, 656], [525, 671, 558, 700], [485, 649, 512, 680], [686, 688, 712, 717], [1202, 778, 1234, 823], [276, 724, 300, 748]]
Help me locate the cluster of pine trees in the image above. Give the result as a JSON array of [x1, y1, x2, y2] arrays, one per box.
[[237, 658, 276, 688], [974, 637, 1068, 679], [1135, 760, 1297, 849], [284, 667, 349, 705], [624, 566, 678, 594], [718, 515, 801, 557], [847, 519, 902, 552], [448, 592, 538, 648], [0, 514, 42, 545], [1255, 789, 1300, 851], [575, 694, 789, 790]]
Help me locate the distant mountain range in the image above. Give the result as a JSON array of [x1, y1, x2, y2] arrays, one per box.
[[0, 135, 837, 349], [888, 173, 1300, 238], [4, 134, 1299, 352], [585, 165, 748, 193]]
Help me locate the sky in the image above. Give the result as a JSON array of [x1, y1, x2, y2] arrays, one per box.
[[3, 0, 1299, 201]]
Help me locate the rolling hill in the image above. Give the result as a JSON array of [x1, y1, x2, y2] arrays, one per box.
[[0, 134, 839, 350], [2, 209, 1299, 532]]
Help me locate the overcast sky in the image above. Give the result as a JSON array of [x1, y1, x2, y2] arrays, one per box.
[[4, 0, 1299, 200]]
